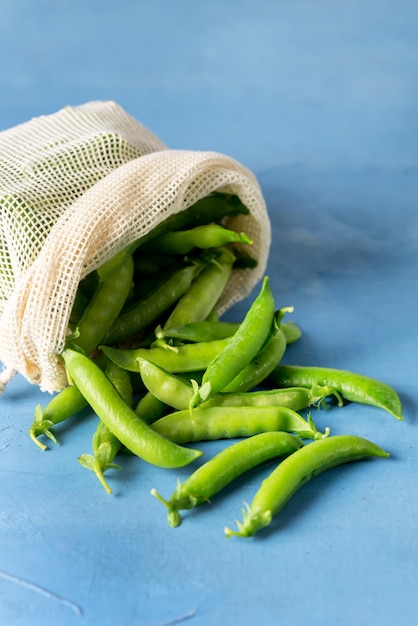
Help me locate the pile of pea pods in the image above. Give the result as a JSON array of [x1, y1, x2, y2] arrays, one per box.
[[29, 193, 402, 538]]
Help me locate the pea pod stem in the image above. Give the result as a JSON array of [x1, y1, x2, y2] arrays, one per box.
[[78, 421, 123, 494], [268, 365, 403, 420], [28, 386, 89, 451], [151, 432, 304, 527], [225, 434, 390, 538]]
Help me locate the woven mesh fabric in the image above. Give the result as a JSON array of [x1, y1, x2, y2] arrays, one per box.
[[0, 101, 271, 393]]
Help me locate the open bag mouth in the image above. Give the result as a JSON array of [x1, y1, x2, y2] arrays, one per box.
[[0, 100, 271, 393]]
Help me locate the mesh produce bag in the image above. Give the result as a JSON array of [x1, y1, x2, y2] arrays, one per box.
[[0, 101, 271, 394]]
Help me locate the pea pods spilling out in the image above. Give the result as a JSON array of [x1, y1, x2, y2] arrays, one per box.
[[24, 192, 402, 540]]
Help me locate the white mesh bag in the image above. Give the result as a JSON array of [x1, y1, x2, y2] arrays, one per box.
[[0, 101, 271, 393]]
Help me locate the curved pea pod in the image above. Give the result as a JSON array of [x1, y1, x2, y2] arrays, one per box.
[[222, 324, 287, 394], [281, 321, 302, 344], [268, 365, 403, 420], [62, 348, 203, 469], [151, 405, 329, 444], [137, 358, 194, 410], [225, 434, 390, 538], [28, 352, 108, 450], [151, 431, 304, 527], [195, 276, 275, 405]]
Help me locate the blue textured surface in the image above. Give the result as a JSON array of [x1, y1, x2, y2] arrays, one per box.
[[1, 1, 417, 625]]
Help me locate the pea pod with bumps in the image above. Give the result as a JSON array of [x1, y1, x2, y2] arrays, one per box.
[[225, 434, 390, 538], [152, 431, 304, 527], [202, 385, 333, 412], [268, 365, 403, 420], [151, 405, 329, 444], [193, 276, 275, 405], [137, 358, 195, 411]]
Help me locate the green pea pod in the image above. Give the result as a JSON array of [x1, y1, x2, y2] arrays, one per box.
[[100, 338, 232, 373], [141, 223, 253, 256], [225, 434, 390, 538], [104, 262, 203, 344], [138, 358, 194, 410], [135, 193, 250, 248], [151, 405, 329, 444], [222, 323, 287, 393], [157, 316, 301, 346], [281, 321, 302, 344], [152, 432, 304, 527], [195, 276, 275, 404], [155, 320, 239, 343], [163, 246, 236, 329], [70, 253, 134, 356], [202, 386, 331, 411], [28, 352, 108, 450], [62, 348, 203, 468], [29, 386, 89, 450], [134, 391, 168, 424], [268, 364, 403, 420]]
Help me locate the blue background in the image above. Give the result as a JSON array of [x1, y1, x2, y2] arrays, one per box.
[[1, 1, 417, 625]]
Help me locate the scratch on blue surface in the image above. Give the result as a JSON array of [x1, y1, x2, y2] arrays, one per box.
[[157, 607, 197, 626], [0, 570, 83, 617]]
